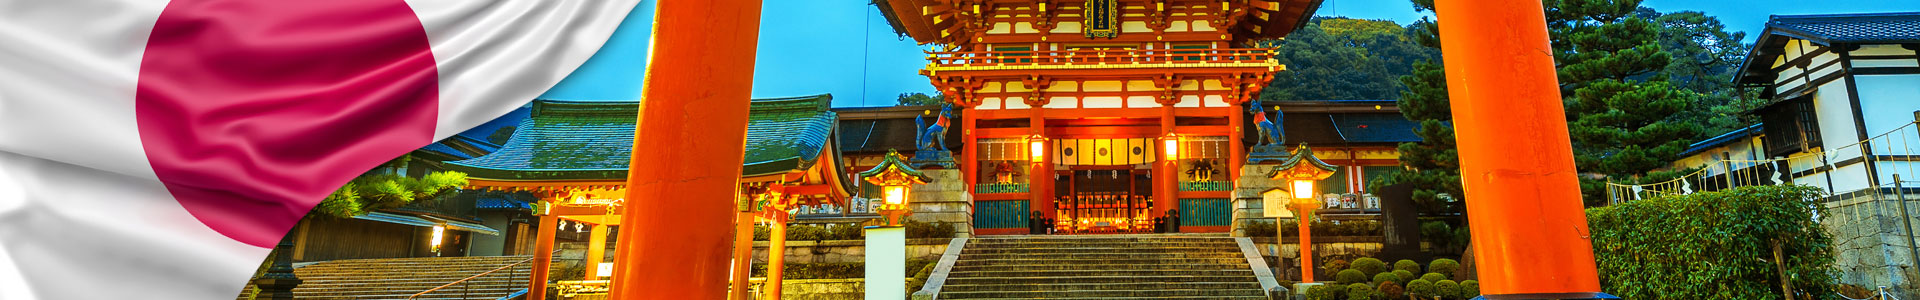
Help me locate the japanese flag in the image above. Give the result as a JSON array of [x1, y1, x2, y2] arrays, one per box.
[[0, 0, 641, 298]]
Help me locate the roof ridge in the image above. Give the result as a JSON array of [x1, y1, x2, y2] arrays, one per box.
[[1771, 12, 1920, 23]]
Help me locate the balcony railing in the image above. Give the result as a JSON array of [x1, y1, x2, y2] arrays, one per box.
[[975, 182, 1030, 194], [926, 48, 1278, 71], [1179, 181, 1231, 191]]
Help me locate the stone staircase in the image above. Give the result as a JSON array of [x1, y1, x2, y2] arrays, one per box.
[[285, 255, 548, 300], [938, 235, 1267, 299]]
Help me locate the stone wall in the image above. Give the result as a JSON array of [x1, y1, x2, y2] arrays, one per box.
[[909, 169, 974, 238], [1246, 236, 1384, 282], [752, 238, 953, 264], [1232, 165, 1284, 237], [1823, 190, 1920, 297]]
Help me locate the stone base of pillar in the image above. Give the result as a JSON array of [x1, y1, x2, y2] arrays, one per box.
[[864, 226, 907, 300]]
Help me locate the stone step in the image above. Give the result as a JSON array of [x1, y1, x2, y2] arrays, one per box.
[[952, 257, 1248, 267], [945, 275, 1260, 285], [942, 281, 1261, 292], [949, 297, 1265, 300], [950, 263, 1246, 272], [939, 288, 1265, 299], [958, 252, 1244, 260], [948, 269, 1253, 278]]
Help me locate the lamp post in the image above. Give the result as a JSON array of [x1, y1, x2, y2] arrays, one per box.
[[1269, 144, 1336, 283], [860, 150, 931, 300]]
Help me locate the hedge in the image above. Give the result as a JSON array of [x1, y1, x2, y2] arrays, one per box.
[[1587, 185, 1836, 299]]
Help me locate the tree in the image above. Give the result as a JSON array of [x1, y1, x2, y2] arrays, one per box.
[[896, 92, 946, 106], [313, 155, 470, 218], [1547, 0, 1703, 205], [1374, 9, 1464, 216], [1259, 17, 1439, 101]]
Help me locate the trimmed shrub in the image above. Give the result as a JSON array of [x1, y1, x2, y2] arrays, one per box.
[[1244, 220, 1277, 237], [1378, 281, 1404, 299], [1420, 272, 1447, 283], [1336, 269, 1367, 284], [904, 221, 956, 239], [1352, 257, 1388, 276], [785, 225, 826, 241], [1427, 259, 1460, 278], [1335, 269, 1368, 285], [1392, 270, 1415, 283], [1371, 272, 1397, 286], [1394, 259, 1421, 273], [1305, 285, 1333, 300], [1346, 283, 1374, 300], [1587, 185, 1837, 299], [1459, 280, 1479, 299], [1322, 259, 1351, 277], [1435, 280, 1460, 300], [1324, 283, 1349, 299], [826, 223, 863, 240], [1420, 221, 1452, 248], [1405, 279, 1434, 299]]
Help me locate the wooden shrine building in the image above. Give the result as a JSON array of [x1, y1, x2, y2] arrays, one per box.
[[876, 0, 1325, 234], [441, 94, 856, 297]]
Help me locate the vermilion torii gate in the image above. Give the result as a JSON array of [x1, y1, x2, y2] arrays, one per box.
[[614, 0, 1613, 299]]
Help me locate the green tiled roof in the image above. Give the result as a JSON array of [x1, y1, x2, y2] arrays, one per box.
[[446, 94, 840, 180]]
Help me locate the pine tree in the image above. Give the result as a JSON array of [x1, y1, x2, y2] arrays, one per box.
[[1377, 7, 1463, 215], [1547, 0, 1704, 205]]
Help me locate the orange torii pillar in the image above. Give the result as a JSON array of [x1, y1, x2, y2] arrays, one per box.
[[1433, 0, 1614, 299], [582, 224, 607, 280], [606, 0, 763, 299], [728, 210, 754, 300], [529, 214, 557, 300]]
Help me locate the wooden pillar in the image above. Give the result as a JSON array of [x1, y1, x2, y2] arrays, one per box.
[[766, 217, 789, 299], [583, 224, 608, 280], [1295, 205, 1314, 283], [529, 214, 557, 300], [1030, 107, 1053, 222], [1154, 105, 1176, 229], [606, 0, 763, 299], [962, 109, 978, 194], [1228, 102, 1244, 183], [1434, 0, 1605, 297], [729, 211, 755, 300]]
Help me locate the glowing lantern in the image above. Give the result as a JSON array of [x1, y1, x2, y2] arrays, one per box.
[[1027, 135, 1047, 163], [1161, 134, 1180, 160], [860, 150, 933, 227]]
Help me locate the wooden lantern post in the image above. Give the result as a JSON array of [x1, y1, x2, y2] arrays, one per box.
[[1269, 144, 1336, 283]]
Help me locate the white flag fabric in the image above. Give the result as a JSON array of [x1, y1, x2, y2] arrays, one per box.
[[0, 0, 641, 298]]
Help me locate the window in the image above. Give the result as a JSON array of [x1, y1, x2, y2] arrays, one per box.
[[990, 44, 1033, 63], [1169, 43, 1209, 61], [1760, 96, 1821, 156]]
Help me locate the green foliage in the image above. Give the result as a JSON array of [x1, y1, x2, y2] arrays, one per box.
[[1420, 221, 1453, 250], [785, 225, 827, 241], [1420, 272, 1447, 283], [1325, 283, 1350, 300], [1352, 257, 1389, 276], [905, 258, 937, 293], [1392, 270, 1416, 283], [905, 221, 955, 239], [1379, 281, 1405, 299], [1394, 259, 1422, 274], [316, 168, 468, 218], [829, 224, 863, 240], [1406, 279, 1435, 298], [1243, 220, 1277, 237], [1427, 259, 1459, 278], [1460, 280, 1480, 299], [1587, 185, 1836, 299], [1347, 283, 1376, 300], [1435, 280, 1460, 300], [1336, 269, 1368, 285], [896, 92, 945, 106], [1306, 284, 1334, 300], [1322, 259, 1350, 277], [1387, 11, 1464, 219], [749, 262, 864, 279], [752, 223, 864, 241], [1372, 272, 1398, 286], [1259, 17, 1441, 101]]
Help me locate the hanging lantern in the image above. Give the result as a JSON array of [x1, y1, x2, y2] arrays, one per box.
[[1161, 133, 1180, 160], [1027, 135, 1048, 163]]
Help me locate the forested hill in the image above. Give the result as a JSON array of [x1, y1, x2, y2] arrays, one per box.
[[1258, 17, 1438, 102]]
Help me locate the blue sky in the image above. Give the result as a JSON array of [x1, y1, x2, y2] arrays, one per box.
[[546, 0, 1920, 107]]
